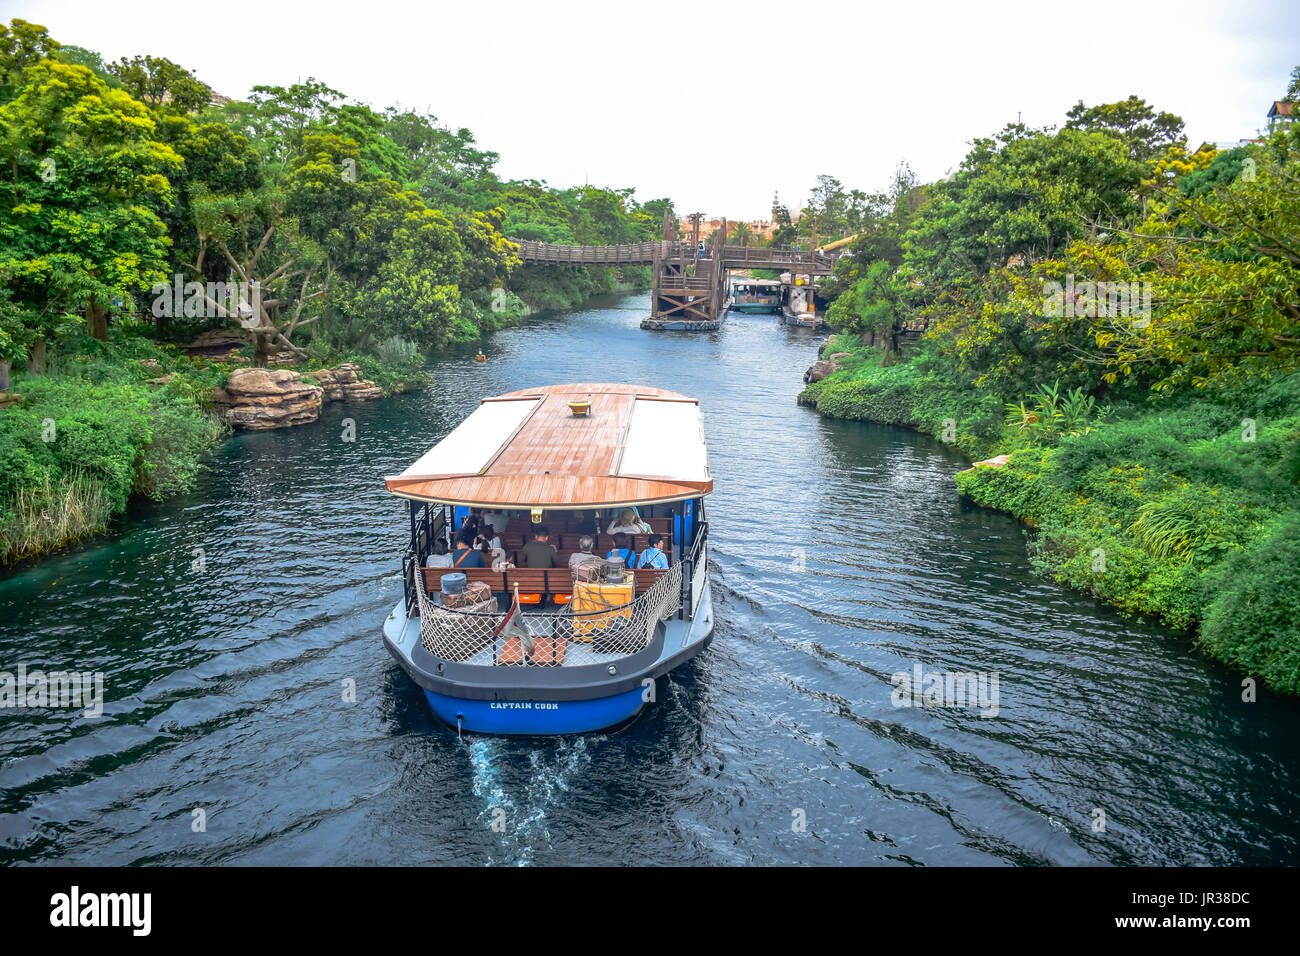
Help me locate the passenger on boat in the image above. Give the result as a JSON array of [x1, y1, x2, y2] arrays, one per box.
[[606, 508, 650, 535], [483, 510, 512, 534], [480, 523, 503, 553], [474, 534, 495, 566], [573, 511, 600, 535], [569, 534, 603, 571], [480, 524, 507, 568], [520, 526, 558, 568], [451, 530, 486, 569], [606, 532, 635, 569], [424, 539, 453, 568], [637, 534, 669, 570]]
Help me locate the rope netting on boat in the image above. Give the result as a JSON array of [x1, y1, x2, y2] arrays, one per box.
[[414, 565, 682, 667]]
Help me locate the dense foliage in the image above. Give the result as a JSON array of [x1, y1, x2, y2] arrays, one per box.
[[0, 17, 669, 564], [802, 83, 1300, 693]]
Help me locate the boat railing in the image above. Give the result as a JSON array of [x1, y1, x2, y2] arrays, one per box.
[[413, 562, 683, 667], [681, 517, 709, 620]]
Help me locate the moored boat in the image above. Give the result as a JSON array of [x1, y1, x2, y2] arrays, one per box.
[[381, 383, 715, 735], [780, 272, 825, 328], [728, 278, 782, 314]]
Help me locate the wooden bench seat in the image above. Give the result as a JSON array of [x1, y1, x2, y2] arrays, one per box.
[[421, 566, 670, 605]]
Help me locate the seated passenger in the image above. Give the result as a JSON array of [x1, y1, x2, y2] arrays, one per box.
[[636, 533, 669, 569], [425, 539, 453, 568], [457, 510, 482, 542], [573, 511, 600, 535], [606, 532, 635, 570], [451, 530, 485, 569], [569, 534, 603, 571], [474, 533, 495, 566], [606, 507, 651, 536], [481, 524, 508, 569], [519, 526, 558, 568]]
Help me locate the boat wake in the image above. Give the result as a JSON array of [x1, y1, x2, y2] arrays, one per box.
[[468, 736, 597, 866]]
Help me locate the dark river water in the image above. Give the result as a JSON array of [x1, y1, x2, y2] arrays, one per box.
[[3, 292, 1299, 866]]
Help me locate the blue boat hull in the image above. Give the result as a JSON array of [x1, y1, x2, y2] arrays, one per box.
[[424, 686, 647, 735]]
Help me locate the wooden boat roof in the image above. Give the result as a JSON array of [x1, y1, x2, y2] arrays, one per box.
[[385, 383, 713, 508]]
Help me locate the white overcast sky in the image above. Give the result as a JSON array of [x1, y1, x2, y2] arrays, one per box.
[[7, 0, 1298, 219]]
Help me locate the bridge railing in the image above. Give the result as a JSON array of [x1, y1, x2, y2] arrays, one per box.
[[515, 240, 674, 265], [717, 246, 839, 273], [656, 275, 712, 291], [512, 238, 843, 274]]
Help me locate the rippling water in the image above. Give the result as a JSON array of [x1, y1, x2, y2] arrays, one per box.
[[2, 292, 1298, 866]]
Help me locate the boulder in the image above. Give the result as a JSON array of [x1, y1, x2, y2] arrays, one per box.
[[829, 352, 853, 362], [803, 358, 840, 383], [306, 367, 341, 400], [306, 364, 382, 402], [339, 380, 382, 401], [972, 454, 1011, 469], [216, 368, 323, 430]]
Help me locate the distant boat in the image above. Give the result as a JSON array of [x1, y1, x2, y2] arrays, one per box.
[[381, 383, 716, 735], [728, 279, 781, 314], [781, 273, 824, 328]]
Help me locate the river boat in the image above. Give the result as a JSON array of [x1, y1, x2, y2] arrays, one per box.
[[728, 279, 782, 314], [780, 272, 824, 328], [381, 383, 715, 735]]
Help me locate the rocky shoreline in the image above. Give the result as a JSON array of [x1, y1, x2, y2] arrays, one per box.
[[211, 364, 384, 431]]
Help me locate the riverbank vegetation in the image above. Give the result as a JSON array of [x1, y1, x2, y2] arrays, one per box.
[[0, 18, 669, 565], [800, 77, 1300, 693]]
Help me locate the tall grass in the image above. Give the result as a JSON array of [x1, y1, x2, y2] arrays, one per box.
[[0, 472, 112, 564]]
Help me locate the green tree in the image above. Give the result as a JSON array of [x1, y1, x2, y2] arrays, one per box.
[[1064, 95, 1185, 162], [109, 55, 212, 114], [0, 60, 180, 343], [0, 18, 59, 103]]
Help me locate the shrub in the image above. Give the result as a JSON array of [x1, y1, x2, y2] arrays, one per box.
[[134, 399, 226, 500], [372, 334, 422, 368], [1199, 511, 1300, 694]]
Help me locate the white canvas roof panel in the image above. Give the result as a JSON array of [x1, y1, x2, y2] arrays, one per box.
[[617, 398, 710, 483], [398, 397, 540, 479]]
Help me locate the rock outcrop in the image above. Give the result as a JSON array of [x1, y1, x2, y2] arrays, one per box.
[[213, 368, 323, 430], [213, 363, 383, 430], [803, 343, 857, 384], [307, 363, 382, 401], [803, 359, 839, 383]]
